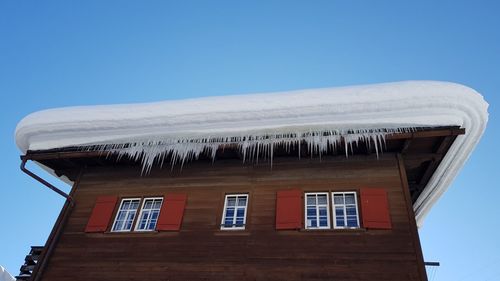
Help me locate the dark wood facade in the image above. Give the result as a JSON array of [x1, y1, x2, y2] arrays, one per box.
[[23, 127, 466, 281], [39, 154, 426, 281]]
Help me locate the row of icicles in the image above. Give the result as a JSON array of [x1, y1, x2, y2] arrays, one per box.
[[81, 128, 416, 174]]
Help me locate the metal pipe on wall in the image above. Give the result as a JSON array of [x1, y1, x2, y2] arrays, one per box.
[[19, 156, 82, 281]]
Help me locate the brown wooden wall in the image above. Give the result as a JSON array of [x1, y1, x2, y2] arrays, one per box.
[[41, 154, 426, 281]]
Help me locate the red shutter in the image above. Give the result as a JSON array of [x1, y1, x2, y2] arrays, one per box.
[[85, 196, 118, 233], [276, 189, 302, 230], [156, 193, 187, 231], [360, 188, 392, 229]]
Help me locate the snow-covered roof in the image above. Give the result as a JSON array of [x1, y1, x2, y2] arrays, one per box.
[[15, 81, 488, 226]]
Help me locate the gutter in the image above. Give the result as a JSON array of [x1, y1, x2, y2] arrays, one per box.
[[20, 155, 82, 281], [20, 156, 73, 204]]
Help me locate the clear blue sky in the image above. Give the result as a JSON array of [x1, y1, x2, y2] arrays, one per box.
[[0, 1, 498, 280]]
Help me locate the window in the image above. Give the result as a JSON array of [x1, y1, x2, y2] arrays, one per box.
[[111, 197, 163, 232], [111, 198, 141, 232], [305, 192, 330, 229], [135, 197, 163, 231], [332, 192, 360, 229], [221, 194, 248, 230]]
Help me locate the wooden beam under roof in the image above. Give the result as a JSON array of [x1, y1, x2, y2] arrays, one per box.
[[409, 134, 457, 201], [22, 126, 465, 162]]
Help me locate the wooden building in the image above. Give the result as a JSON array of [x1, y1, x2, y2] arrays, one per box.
[[15, 81, 488, 281]]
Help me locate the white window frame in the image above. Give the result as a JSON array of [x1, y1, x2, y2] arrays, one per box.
[[134, 197, 164, 232], [220, 194, 249, 230], [331, 191, 360, 229], [304, 192, 331, 229], [111, 198, 141, 232]]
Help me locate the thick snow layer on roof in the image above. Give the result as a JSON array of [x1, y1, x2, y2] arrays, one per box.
[[15, 81, 488, 226]]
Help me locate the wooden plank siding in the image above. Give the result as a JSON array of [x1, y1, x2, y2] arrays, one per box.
[[41, 154, 426, 281]]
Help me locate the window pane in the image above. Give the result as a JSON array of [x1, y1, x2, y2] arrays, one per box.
[[319, 207, 327, 216], [345, 194, 355, 204], [141, 211, 149, 221], [235, 218, 244, 226], [236, 208, 245, 218], [307, 219, 318, 227], [137, 216, 148, 230], [225, 208, 235, 218], [153, 201, 162, 209], [237, 197, 247, 206], [117, 211, 126, 221], [122, 201, 130, 210], [151, 211, 159, 220], [307, 207, 317, 217], [306, 195, 316, 205], [335, 207, 344, 217], [126, 211, 136, 223], [148, 221, 156, 230], [132, 201, 140, 209], [144, 200, 153, 209], [334, 195, 344, 205], [113, 220, 123, 231], [347, 218, 358, 227], [336, 219, 345, 227], [346, 206, 357, 216], [317, 195, 327, 205], [319, 218, 328, 227], [227, 197, 236, 207], [224, 218, 233, 227]]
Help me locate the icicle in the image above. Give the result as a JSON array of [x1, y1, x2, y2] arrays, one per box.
[[270, 142, 274, 168], [344, 136, 349, 158], [373, 134, 379, 159]]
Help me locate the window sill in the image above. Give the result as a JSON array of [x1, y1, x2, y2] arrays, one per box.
[[89, 230, 161, 237], [86, 230, 183, 237], [105, 230, 158, 234], [300, 228, 366, 233]]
